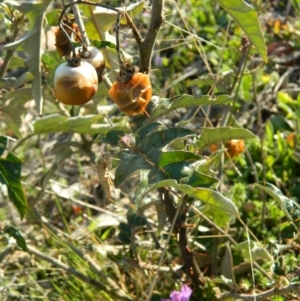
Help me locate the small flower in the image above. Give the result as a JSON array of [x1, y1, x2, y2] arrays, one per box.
[[161, 284, 192, 301]]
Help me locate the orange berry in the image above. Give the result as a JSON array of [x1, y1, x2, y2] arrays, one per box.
[[225, 139, 245, 157], [210, 144, 219, 153], [54, 57, 98, 105], [54, 20, 81, 57], [210, 139, 245, 158], [108, 72, 152, 115], [286, 132, 296, 148]]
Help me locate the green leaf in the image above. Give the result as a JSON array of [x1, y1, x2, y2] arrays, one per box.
[[135, 179, 239, 217], [7, 55, 25, 69], [216, 0, 267, 62], [0, 74, 33, 91], [138, 128, 196, 162], [102, 130, 125, 146], [118, 222, 131, 244], [135, 122, 165, 146], [0, 136, 8, 157], [127, 209, 147, 227], [114, 150, 152, 187], [254, 183, 300, 229], [116, 124, 218, 193], [272, 262, 286, 276], [148, 95, 233, 123], [234, 240, 272, 261], [45, 8, 61, 26], [187, 70, 234, 90], [33, 114, 129, 135], [135, 176, 167, 231], [157, 151, 203, 167], [1, 87, 33, 137], [134, 173, 232, 226], [4, 225, 27, 251], [280, 224, 298, 240], [157, 151, 219, 188], [195, 127, 256, 150], [162, 162, 218, 187], [92, 1, 145, 32], [116, 150, 217, 190], [0, 153, 27, 219], [4, 0, 53, 115], [91, 40, 116, 49]]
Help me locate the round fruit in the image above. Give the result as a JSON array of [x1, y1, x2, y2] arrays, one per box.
[[76, 46, 106, 82], [54, 20, 81, 57], [210, 139, 245, 158], [108, 72, 152, 115], [54, 57, 98, 105], [225, 139, 245, 157]]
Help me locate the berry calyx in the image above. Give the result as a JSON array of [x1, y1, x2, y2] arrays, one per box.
[[76, 46, 106, 82]]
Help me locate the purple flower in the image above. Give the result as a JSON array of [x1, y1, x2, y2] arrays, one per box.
[[161, 284, 192, 301]]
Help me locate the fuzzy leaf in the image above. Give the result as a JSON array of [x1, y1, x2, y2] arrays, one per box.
[[195, 127, 256, 150], [33, 114, 129, 135], [45, 8, 60, 26], [92, 1, 145, 32], [114, 150, 152, 187], [254, 183, 300, 228], [116, 149, 217, 189], [217, 0, 267, 62], [138, 128, 196, 162], [234, 240, 272, 261], [148, 95, 233, 123], [0, 152, 27, 219], [4, 225, 27, 251], [102, 130, 125, 146], [136, 197, 167, 232], [1, 88, 33, 138], [0, 136, 8, 157], [135, 178, 239, 217], [221, 243, 237, 289], [162, 162, 218, 187], [4, 0, 53, 115], [157, 151, 203, 168]]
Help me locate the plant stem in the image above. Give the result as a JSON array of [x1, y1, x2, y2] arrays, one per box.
[[139, 0, 164, 73], [162, 189, 204, 287], [69, 0, 90, 46], [124, 0, 164, 74], [0, 14, 25, 78], [143, 188, 182, 301]]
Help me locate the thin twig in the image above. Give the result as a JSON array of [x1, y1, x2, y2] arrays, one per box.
[[69, 0, 89, 46], [116, 11, 122, 65], [192, 206, 273, 281], [125, 258, 175, 272], [163, 189, 205, 287], [142, 188, 183, 301], [220, 282, 300, 300], [123, 11, 143, 44], [0, 246, 15, 263]]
